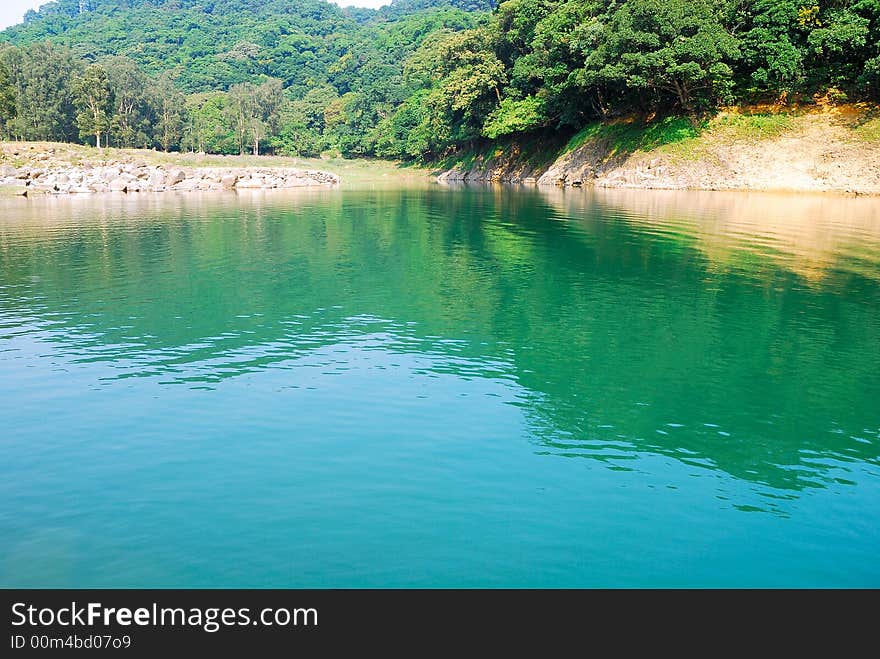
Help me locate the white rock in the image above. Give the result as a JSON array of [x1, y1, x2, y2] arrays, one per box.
[[109, 178, 128, 192]]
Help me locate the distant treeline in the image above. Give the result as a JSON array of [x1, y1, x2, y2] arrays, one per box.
[[0, 0, 877, 159]]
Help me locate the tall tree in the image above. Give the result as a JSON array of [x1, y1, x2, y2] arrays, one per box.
[[401, 28, 507, 155], [228, 78, 284, 156], [152, 73, 186, 152], [272, 85, 338, 156], [104, 56, 154, 148], [250, 78, 283, 157], [183, 92, 238, 154], [0, 56, 15, 137], [227, 83, 253, 155], [1, 42, 80, 142], [73, 63, 111, 147]]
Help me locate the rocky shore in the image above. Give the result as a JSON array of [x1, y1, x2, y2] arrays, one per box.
[[0, 162, 340, 196]]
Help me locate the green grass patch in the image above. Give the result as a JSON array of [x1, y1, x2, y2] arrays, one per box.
[[563, 116, 704, 156], [563, 123, 604, 153], [711, 113, 793, 139], [853, 116, 880, 142]]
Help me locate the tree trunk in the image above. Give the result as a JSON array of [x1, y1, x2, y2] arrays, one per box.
[[96, 130, 101, 148], [672, 78, 693, 115]]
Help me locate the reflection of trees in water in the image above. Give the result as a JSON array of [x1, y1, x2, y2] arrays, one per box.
[[0, 188, 878, 495], [542, 186, 880, 284]]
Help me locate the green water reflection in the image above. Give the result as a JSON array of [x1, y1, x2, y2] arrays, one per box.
[[1, 187, 878, 586]]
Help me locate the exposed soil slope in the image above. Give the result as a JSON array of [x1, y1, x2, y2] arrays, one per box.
[[439, 106, 880, 195]]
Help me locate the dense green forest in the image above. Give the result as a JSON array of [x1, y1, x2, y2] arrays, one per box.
[[0, 0, 878, 159]]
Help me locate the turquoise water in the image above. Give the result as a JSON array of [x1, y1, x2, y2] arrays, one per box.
[[1, 186, 878, 587]]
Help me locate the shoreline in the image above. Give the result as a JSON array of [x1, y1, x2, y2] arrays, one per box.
[[4, 110, 880, 199], [437, 107, 880, 197], [436, 178, 879, 198], [0, 162, 339, 197], [436, 175, 880, 197], [0, 142, 432, 197]]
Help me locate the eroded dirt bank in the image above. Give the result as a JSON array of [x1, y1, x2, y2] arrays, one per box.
[[439, 107, 880, 195]]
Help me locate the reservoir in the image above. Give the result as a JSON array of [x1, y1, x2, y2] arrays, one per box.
[[1, 186, 878, 587]]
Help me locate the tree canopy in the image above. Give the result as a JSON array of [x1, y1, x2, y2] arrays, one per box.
[[1, 0, 877, 159]]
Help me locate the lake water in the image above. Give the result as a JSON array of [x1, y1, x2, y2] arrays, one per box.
[[1, 186, 878, 587]]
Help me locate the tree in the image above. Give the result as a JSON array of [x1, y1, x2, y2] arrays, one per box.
[[0, 56, 15, 137], [373, 89, 434, 158], [228, 78, 283, 156], [402, 28, 507, 155], [182, 92, 238, 154], [1, 42, 80, 142], [152, 73, 186, 152], [104, 56, 155, 148], [2, 0, 880, 161], [271, 86, 338, 157], [482, 95, 547, 138], [226, 84, 252, 155], [581, 0, 740, 113], [73, 63, 111, 147], [250, 78, 283, 156], [738, 0, 806, 93]]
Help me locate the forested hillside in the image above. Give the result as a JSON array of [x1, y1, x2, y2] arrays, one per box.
[[0, 0, 877, 159], [0, 0, 495, 155]]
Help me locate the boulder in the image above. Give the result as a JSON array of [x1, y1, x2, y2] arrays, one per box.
[[167, 169, 187, 185], [220, 173, 238, 188], [172, 179, 199, 191], [109, 178, 129, 192], [235, 177, 264, 189]]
